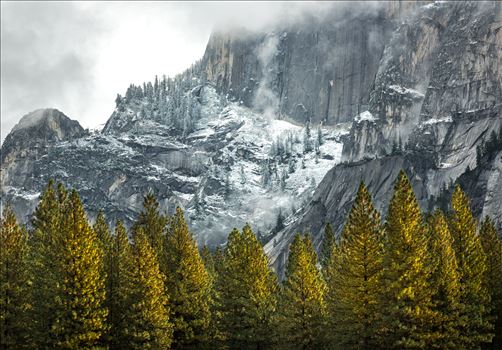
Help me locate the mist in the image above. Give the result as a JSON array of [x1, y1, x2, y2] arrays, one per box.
[[1, 1, 389, 144]]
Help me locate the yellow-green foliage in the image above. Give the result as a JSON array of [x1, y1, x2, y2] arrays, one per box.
[[108, 220, 135, 350], [480, 217, 502, 350], [164, 207, 213, 348], [427, 210, 462, 349], [217, 224, 278, 349], [320, 222, 335, 269], [0, 205, 30, 349], [379, 171, 436, 349], [29, 182, 108, 349], [52, 190, 108, 349], [132, 192, 168, 260], [128, 228, 172, 349], [449, 185, 493, 349], [279, 234, 327, 349], [326, 182, 384, 349]]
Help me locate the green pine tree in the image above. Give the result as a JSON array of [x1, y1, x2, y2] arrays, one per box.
[[279, 234, 327, 350], [378, 171, 436, 349], [427, 210, 462, 349], [479, 217, 502, 349], [320, 222, 335, 269], [449, 185, 493, 349], [29, 181, 68, 347], [217, 224, 278, 349], [128, 228, 173, 349], [327, 182, 384, 349], [109, 220, 135, 350], [132, 192, 168, 260], [0, 205, 31, 349], [52, 189, 108, 349], [164, 207, 212, 348], [93, 209, 112, 346]]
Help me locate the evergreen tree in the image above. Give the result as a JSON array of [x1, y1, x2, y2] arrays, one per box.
[[279, 234, 327, 349], [217, 225, 278, 349], [132, 192, 168, 260], [427, 210, 462, 349], [0, 205, 30, 348], [320, 222, 335, 269], [29, 181, 68, 347], [479, 217, 502, 349], [329, 183, 384, 349], [94, 210, 112, 326], [378, 171, 436, 349], [449, 185, 493, 348], [164, 207, 212, 348], [108, 221, 135, 350], [128, 228, 172, 349], [52, 190, 108, 349]]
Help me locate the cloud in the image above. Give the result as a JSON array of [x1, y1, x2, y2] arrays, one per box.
[[1, 1, 388, 144]]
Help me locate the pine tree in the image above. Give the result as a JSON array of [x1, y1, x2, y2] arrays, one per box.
[[320, 222, 335, 269], [128, 228, 172, 349], [479, 217, 502, 349], [164, 207, 212, 348], [132, 192, 168, 261], [29, 181, 67, 347], [94, 209, 112, 343], [327, 183, 384, 349], [0, 205, 30, 348], [427, 210, 462, 349], [449, 185, 493, 348], [52, 189, 108, 349], [109, 220, 135, 350], [378, 171, 435, 349], [200, 244, 215, 278], [217, 225, 278, 349], [279, 234, 327, 349]]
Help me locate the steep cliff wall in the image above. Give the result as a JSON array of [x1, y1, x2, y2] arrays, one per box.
[[200, 3, 418, 125], [266, 1, 502, 273]]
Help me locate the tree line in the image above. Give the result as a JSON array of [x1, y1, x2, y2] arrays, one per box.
[[1, 171, 501, 349]]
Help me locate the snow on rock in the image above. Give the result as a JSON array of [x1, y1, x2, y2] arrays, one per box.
[[388, 85, 425, 99], [354, 110, 378, 123]]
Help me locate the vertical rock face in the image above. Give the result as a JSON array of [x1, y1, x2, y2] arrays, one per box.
[[343, 1, 502, 161], [266, 1, 502, 273], [201, 3, 411, 125]]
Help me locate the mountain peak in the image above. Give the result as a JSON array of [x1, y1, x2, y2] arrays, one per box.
[[2, 108, 85, 162]]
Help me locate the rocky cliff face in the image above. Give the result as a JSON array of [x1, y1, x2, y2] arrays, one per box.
[[201, 2, 416, 125], [1, 1, 500, 267], [265, 1, 502, 273]]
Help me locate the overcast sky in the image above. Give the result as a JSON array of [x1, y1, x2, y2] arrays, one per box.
[[0, 2, 275, 142], [0, 1, 359, 144]]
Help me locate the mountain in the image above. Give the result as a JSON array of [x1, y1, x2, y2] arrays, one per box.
[[264, 0, 502, 271], [1, 1, 501, 260]]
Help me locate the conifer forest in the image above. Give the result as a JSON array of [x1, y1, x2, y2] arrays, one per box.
[[1, 171, 501, 350]]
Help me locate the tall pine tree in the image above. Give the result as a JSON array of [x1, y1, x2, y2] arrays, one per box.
[[29, 181, 68, 347], [479, 217, 502, 349], [0, 205, 30, 349], [128, 227, 172, 349], [108, 220, 135, 350], [327, 182, 384, 349], [132, 192, 168, 260], [427, 210, 462, 349], [279, 234, 327, 349], [449, 185, 493, 348], [164, 207, 212, 348], [217, 225, 278, 349], [52, 189, 108, 349], [378, 171, 435, 349], [320, 222, 335, 269]]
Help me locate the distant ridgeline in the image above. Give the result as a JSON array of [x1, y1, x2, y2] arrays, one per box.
[[2, 171, 501, 349]]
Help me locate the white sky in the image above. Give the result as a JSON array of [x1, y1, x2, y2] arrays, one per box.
[[0, 1, 358, 144]]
